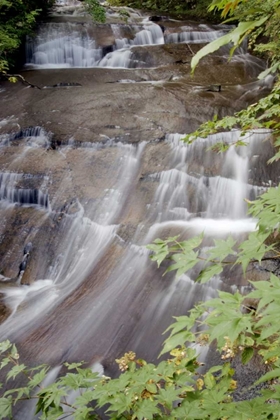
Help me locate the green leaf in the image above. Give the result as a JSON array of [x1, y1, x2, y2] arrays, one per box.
[[6, 364, 26, 380], [197, 264, 223, 284], [208, 237, 237, 262], [0, 397, 12, 419], [254, 368, 280, 385], [160, 330, 195, 356], [258, 61, 280, 79], [64, 361, 85, 370], [149, 246, 169, 267], [0, 358, 10, 370], [4, 387, 30, 403], [191, 17, 268, 73], [28, 368, 48, 388], [164, 251, 198, 277], [164, 315, 196, 336], [133, 399, 160, 420], [204, 372, 216, 389], [157, 387, 182, 410], [0, 341, 11, 353], [241, 347, 254, 365], [146, 383, 157, 394]]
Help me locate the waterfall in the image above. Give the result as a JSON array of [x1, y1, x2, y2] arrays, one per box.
[[0, 4, 278, 417], [25, 20, 234, 69], [0, 172, 50, 209]]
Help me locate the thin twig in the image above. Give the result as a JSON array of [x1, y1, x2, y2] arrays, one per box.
[[186, 43, 195, 56], [3, 73, 42, 90]]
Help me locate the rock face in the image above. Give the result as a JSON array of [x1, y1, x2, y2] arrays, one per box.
[[0, 2, 279, 383]]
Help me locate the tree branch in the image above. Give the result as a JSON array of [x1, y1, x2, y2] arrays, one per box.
[[3, 73, 42, 90]]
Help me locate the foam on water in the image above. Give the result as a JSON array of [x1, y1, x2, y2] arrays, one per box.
[[147, 218, 257, 241]]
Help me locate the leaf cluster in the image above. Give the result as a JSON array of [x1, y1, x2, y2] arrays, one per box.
[[83, 0, 106, 23], [0, 0, 55, 73], [183, 81, 280, 158]]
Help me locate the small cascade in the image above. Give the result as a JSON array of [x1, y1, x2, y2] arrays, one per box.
[[152, 169, 194, 221], [95, 142, 146, 224], [98, 48, 132, 68], [10, 126, 45, 140], [25, 23, 102, 68], [8, 126, 51, 148], [146, 131, 269, 227], [0, 172, 50, 209], [133, 23, 164, 45], [165, 29, 226, 44]]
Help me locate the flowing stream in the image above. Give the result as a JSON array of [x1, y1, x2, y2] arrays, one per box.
[[0, 1, 279, 416]]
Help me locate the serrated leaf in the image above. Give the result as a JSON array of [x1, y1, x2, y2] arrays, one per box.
[[164, 251, 198, 277], [64, 361, 84, 370], [164, 315, 195, 336], [204, 372, 216, 389], [0, 397, 12, 419], [133, 399, 160, 420], [6, 364, 26, 381], [0, 341, 11, 354], [208, 237, 237, 262], [197, 264, 223, 284], [150, 247, 169, 267], [0, 358, 10, 370], [28, 368, 48, 388], [160, 330, 195, 356], [157, 387, 182, 410]]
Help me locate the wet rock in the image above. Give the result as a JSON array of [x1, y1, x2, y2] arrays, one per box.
[[206, 84, 221, 92], [45, 82, 82, 88], [0, 294, 11, 324], [10, 126, 46, 140], [24, 242, 33, 255], [102, 45, 114, 57], [18, 253, 30, 276], [149, 16, 164, 22]]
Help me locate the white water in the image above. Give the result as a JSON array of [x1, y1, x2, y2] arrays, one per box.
[[0, 172, 50, 209], [0, 126, 270, 353], [25, 19, 230, 69]]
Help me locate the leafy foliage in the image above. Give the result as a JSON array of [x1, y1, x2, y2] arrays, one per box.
[[83, 0, 106, 23], [183, 80, 280, 159], [0, 0, 106, 75], [107, 0, 217, 21], [0, 0, 54, 73]]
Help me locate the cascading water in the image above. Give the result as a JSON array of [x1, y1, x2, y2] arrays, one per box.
[[0, 1, 279, 417], [25, 14, 231, 69]]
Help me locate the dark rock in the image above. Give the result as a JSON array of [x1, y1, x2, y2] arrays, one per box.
[[45, 82, 82, 88], [149, 16, 162, 22], [18, 253, 30, 275], [102, 45, 114, 57], [206, 84, 222, 92]]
